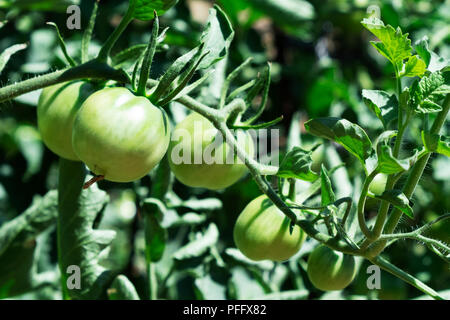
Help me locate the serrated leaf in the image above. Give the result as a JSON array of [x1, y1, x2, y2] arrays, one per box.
[[58, 160, 115, 300], [402, 55, 426, 78], [304, 117, 373, 166], [0, 190, 58, 298], [372, 190, 413, 219], [422, 132, 450, 157], [361, 17, 411, 64], [277, 147, 319, 182], [173, 223, 219, 260], [108, 275, 140, 300], [198, 6, 234, 70], [375, 131, 417, 174], [362, 89, 398, 127], [0, 43, 27, 74], [320, 165, 335, 206], [132, 0, 179, 20], [415, 36, 449, 72], [411, 71, 450, 113]]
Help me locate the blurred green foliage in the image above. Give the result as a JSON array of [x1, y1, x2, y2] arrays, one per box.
[[0, 0, 448, 300]]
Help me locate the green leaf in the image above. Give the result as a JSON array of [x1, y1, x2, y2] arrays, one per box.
[[362, 89, 398, 127], [150, 46, 202, 103], [0, 190, 58, 298], [320, 165, 335, 206], [13, 125, 43, 180], [111, 44, 148, 68], [422, 132, 450, 157], [415, 36, 449, 72], [361, 17, 411, 65], [108, 275, 140, 300], [402, 55, 426, 78], [0, 43, 27, 74], [246, 0, 314, 25], [411, 71, 450, 113], [375, 131, 417, 174], [371, 190, 413, 219], [304, 117, 373, 165], [173, 223, 219, 260], [230, 266, 266, 299], [198, 6, 234, 70], [142, 198, 167, 262], [277, 147, 319, 182], [132, 0, 179, 20], [58, 160, 115, 300]]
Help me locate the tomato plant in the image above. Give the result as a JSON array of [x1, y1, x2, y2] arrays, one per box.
[[233, 194, 306, 261], [0, 0, 449, 302]]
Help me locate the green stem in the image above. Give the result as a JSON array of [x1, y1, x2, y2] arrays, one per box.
[[357, 169, 379, 240], [96, 5, 135, 62], [384, 94, 450, 234], [57, 159, 86, 300], [370, 255, 444, 300], [137, 15, 159, 96], [0, 60, 129, 104], [363, 71, 409, 244], [148, 262, 157, 300], [81, 0, 99, 63], [216, 122, 357, 255]]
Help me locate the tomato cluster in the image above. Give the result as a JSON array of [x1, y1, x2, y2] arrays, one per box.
[[38, 81, 356, 290], [37, 81, 251, 187]]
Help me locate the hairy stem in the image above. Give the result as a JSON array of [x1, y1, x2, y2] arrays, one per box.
[[370, 255, 444, 300], [96, 4, 135, 62], [0, 60, 129, 104]]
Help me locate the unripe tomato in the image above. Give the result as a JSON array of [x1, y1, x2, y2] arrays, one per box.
[[37, 81, 96, 160], [168, 112, 254, 190], [307, 244, 357, 291], [310, 144, 325, 173], [72, 87, 170, 182], [369, 173, 388, 196], [233, 195, 307, 262]]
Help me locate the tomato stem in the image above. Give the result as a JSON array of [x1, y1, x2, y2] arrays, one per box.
[[82, 175, 105, 189]]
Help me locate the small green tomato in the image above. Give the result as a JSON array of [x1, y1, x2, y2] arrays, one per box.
[[307, 244, 357, 291], [168, 112, 254, 190], [233, 195, 307, 262], [369, 173, 388, 196]]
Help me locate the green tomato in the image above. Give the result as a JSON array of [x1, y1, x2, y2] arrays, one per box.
[[310, 144, 325, 173], [37, 81, 96, 160], [307, 244, 357, 291], [369, 173, 388, 196], [72, 87, 170, 182], [233, 195, 307, 262], [168, 112, 254, 190]]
